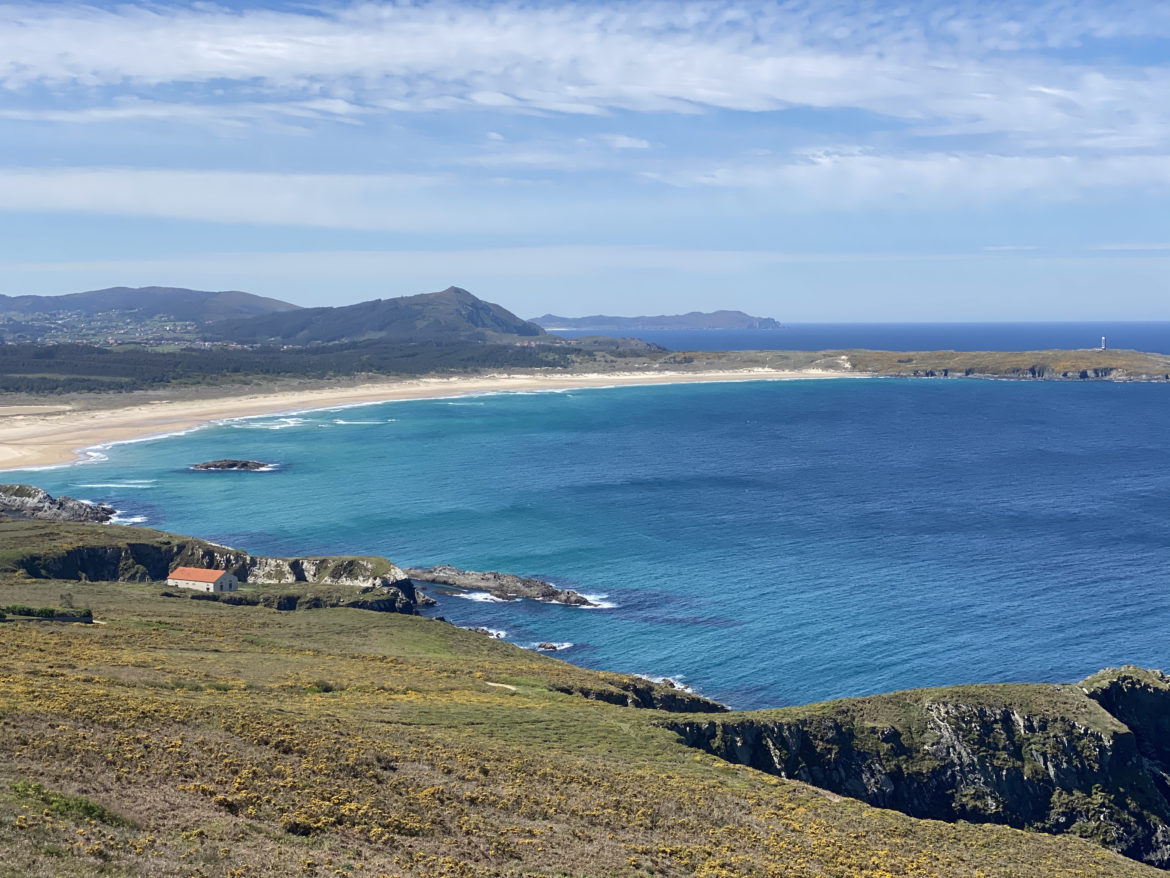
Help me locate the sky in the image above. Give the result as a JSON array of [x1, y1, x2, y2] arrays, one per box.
[[0, 0, 1168, 321]]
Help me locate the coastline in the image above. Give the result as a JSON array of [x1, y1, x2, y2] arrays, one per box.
[[0, 367, 852, 471]]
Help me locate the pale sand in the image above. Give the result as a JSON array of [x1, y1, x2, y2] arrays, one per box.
[[0, 368, 854, 471]]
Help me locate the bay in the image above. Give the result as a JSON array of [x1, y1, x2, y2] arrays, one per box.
[[29, 378, 1170, 709]]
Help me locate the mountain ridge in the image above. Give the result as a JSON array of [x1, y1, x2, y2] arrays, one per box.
[[208, 285, 547, 345], [0, 286, 300, 323]]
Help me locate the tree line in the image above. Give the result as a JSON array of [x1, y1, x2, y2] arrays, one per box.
[[0, 341, 578, 394]]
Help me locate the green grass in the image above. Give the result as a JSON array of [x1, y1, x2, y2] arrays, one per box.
[[0, 569, 1159, 877], [10, 783, 132, 828]]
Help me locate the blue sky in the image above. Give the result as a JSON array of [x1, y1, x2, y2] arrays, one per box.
[[0, 0, 1168, 320]]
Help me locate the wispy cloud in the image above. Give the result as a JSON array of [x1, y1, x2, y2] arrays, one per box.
[[4, 149, 1169, 235], [0, 168, 456, 231], [1, 1, 1167, 154], [645, 152, 1170, 203], [0, 244, 1079, 280], [1091, 242, 1170, 251], [0, 98, 372, 127], [599, 134, 651, 150], [1, 0, 1168, 318]]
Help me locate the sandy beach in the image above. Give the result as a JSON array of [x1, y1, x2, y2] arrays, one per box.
[[0, 367, 853, 471]]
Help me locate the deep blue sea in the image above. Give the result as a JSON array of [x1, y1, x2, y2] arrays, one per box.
[[552, 322, 1170, 354], [23, 378, 1170, 710]]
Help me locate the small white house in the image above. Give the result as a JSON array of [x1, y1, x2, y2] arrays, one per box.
[[167, 566, 239, 593]]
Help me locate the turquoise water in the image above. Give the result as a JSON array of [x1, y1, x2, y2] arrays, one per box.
[[24, 379, 1170, 709]]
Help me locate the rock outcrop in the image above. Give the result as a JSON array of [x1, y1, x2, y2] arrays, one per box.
[[11, 530, 431, 614], [0, 484, 115, 523], [190, 584, 423, 614], [664, 667, 1170, 868], [556, 673, 727, 714], [191, 459, 271, 471], [406, 564, 596, 606]]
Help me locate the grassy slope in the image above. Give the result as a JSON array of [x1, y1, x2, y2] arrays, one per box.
[[737, 681, 1124, 736], [841, 348, 1170, 378], [0, 572, 1156, 878]]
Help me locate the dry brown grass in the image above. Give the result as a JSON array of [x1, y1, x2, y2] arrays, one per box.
[[0, 576, 1158, 877]]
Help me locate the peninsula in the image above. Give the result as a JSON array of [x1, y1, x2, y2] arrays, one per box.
[[532, 309, 782, 331]]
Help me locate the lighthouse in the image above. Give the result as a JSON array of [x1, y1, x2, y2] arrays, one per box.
[[1100, 336, 1107, 351]]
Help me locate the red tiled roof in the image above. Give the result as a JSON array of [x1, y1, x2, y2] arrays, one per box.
[[168, 567, 229, 582]]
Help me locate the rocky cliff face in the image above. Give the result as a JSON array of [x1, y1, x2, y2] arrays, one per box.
[[0, 485, 114, 523], [664, 668, 1170, 868], [14, 537, 428, 614], [552, 674, 727, 714]]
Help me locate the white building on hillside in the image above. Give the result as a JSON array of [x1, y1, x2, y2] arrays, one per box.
[[167, 567, 239, 593]]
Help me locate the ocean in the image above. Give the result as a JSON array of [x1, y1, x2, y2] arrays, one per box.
[[551, 322, 1170, 354], [26, 375, 1170, 710]]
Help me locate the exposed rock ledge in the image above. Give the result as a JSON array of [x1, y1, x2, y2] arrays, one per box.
[[12, 529, 434, 615], [0, 484, 114, 523], [191, 459, 271, 471], [186, 585, 424, 614], [405, 564, 597, 606], [663, 666, 1170, 869]]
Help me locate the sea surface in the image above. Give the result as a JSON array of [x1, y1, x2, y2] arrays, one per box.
[[551, 322, 1170, 354], [27, 378, 1170, 710]]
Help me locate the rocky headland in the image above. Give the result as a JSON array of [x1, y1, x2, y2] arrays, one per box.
[[664, 666, 1170, 868], [1, 517, 431, 615], [405, 564, 598, 606], [0, 484, 115, 523], [2, 509, 1170, 873]]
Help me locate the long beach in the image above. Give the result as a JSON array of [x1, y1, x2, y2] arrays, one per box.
[[0, 367, 854, 470]]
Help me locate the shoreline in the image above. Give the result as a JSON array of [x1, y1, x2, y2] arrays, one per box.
[[0, 367, 853, 471]]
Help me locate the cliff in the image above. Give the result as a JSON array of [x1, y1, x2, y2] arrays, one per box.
[[843, 348, 1170, 381], [4, 579, 1154, 877], [0, 519, 427, 614], [0, 484, 114, 523], [664, 667, 1170, 868]]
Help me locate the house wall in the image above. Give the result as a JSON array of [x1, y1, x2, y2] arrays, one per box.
[[168, 577, 215, 593], [214, 573, 239, 593]]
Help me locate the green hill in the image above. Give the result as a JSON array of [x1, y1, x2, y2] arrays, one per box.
[[208, 286, 546, 345], [0, 286, 300, 323]]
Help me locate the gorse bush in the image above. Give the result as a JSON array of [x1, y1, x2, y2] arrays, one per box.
[[0, 573, 1155, 877]]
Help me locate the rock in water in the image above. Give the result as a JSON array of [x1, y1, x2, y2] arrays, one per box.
[[471, 628, 505, 639], [0, 484, 115, 523], [191, 459, 271, 471], [405, 565, 598, 606]]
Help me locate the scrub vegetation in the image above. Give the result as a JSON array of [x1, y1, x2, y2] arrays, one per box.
[[0, 553, 1158, 876]]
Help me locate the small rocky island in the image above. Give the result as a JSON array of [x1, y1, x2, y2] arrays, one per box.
[[406, 564, 598, 607], [191, 459, 272, 471]]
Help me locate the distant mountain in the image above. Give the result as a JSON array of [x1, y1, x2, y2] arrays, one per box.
[[0, 286, 301, 323], [532, 310, 782, 331], [208, 286, 546, 345]]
